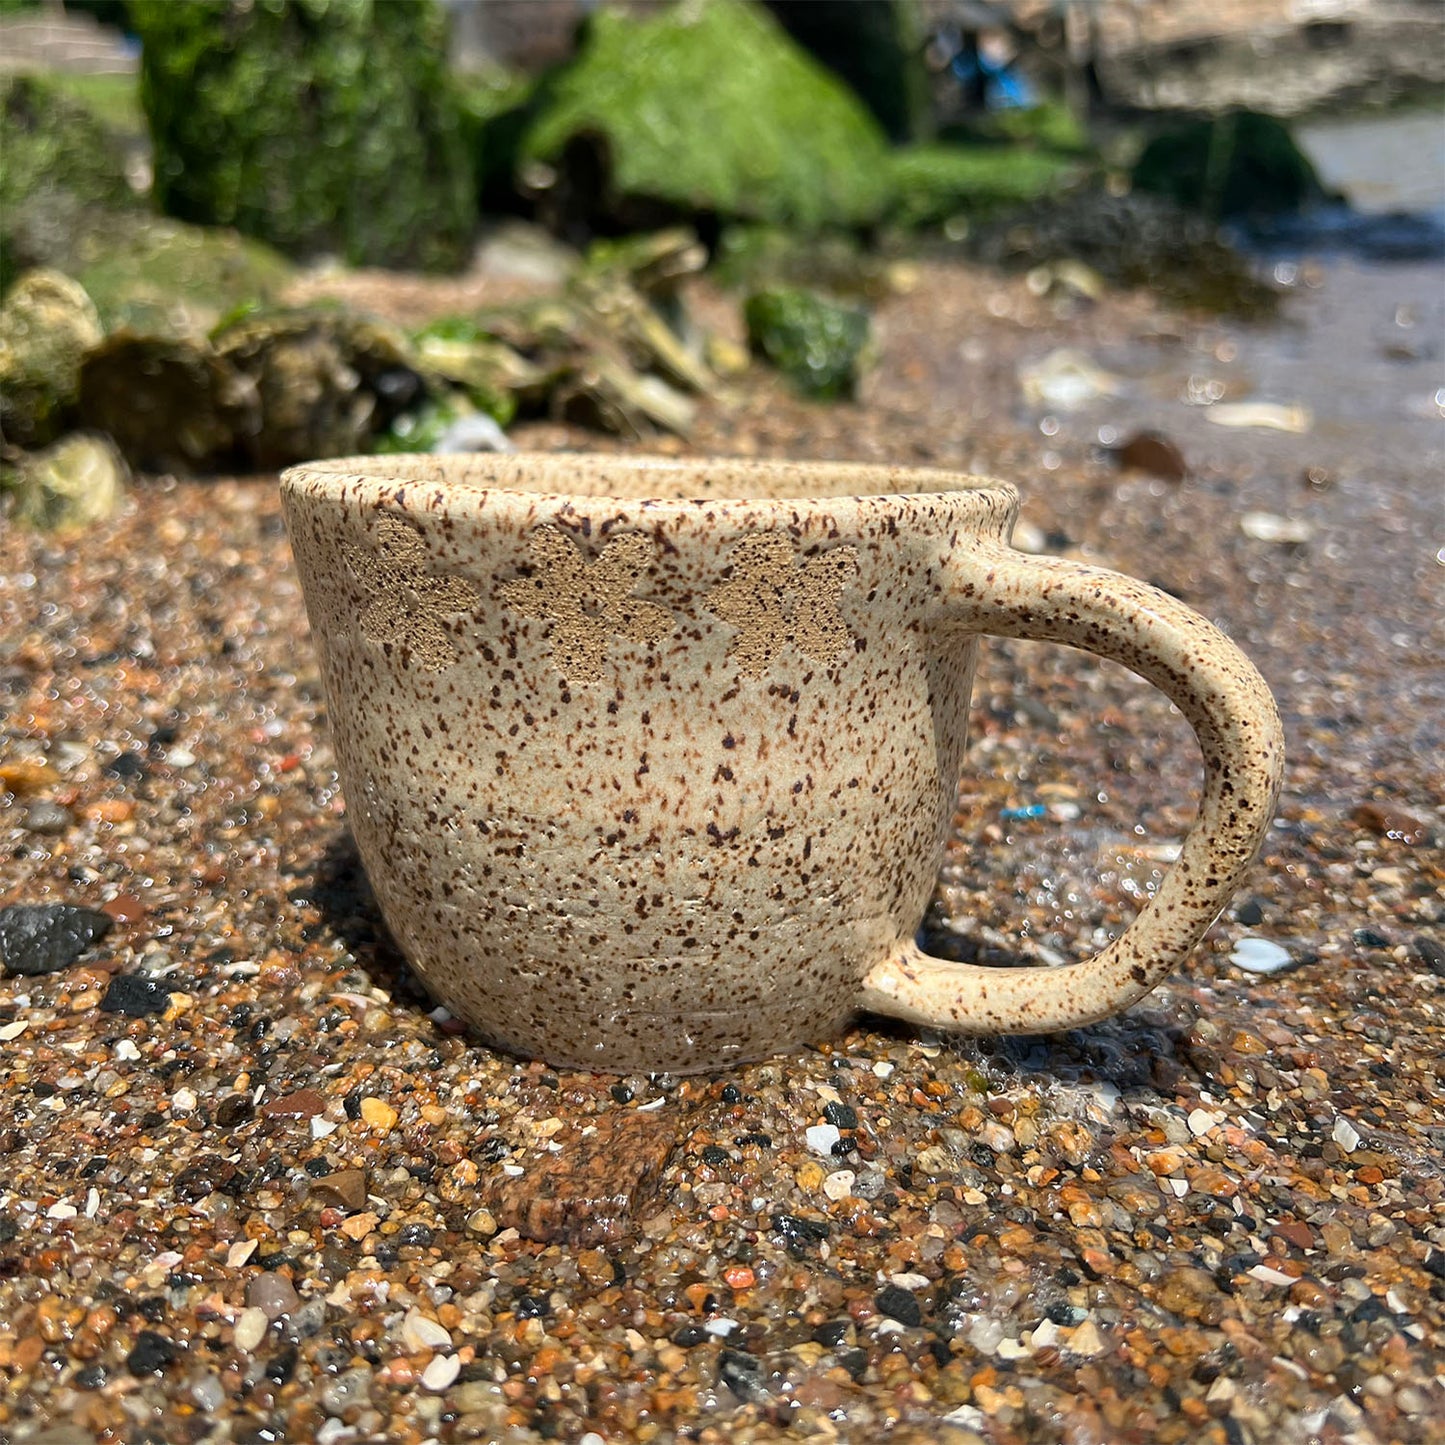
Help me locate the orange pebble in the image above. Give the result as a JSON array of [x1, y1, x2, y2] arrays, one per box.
[[723, 1265, 755, 1291]]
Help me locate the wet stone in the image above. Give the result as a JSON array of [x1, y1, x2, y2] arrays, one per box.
[[247, 1272, 300, 1321], [0, 903, 112, 977], [21, 801, 72, 835], [97, 973, 173, 1017], [310, 1168, 368, 1210], [875, 1283, 923, 1327], [214, 1094, 255, 1128], [125, 1330, 178, 1375], [822, 1101, 858, 1129], [261, 1088, 328, 1119]]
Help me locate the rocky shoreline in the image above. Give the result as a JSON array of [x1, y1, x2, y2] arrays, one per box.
[[1, 250, 1442, 1443]]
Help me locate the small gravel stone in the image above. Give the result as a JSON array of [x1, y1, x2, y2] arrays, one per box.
[[233, 1308, 269, 1353], [126, 1330, 178, 1375], [0, 903, 112, 976], [821, 1101, 858, 1129], [1332, 1116, 1362, 1152], [320, 1366, 373, 1416], [310, 1168, 368, 1210], [359, 1096, 398, 1131], [1229, 937, 1293, 974], [98, 973, 173, 1016], [401, 1309, 452, 1352], [823, 1168, 855, 1200], [214, 1095, 255, 1128], [875, 1284, 922, 1326], [21, 801, 72, 835], [247, 1272, 300, 1321], [804, 1123, 840, 1155]]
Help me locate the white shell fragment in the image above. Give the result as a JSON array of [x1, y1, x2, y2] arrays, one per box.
[[1229, 937, 1293, 974]]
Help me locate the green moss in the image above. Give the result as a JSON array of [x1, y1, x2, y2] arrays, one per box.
[[1132, 111, 1326, 220], [520, 0, 893, 233], [889, 143, 1082, 229], [744, 287, 870, 400], [41, 72, 145, 138], [0, 74, 139, 294], [0, 269, 103, 448], [132, 0, 475, 270]]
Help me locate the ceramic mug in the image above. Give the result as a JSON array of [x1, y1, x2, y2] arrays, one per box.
[[280, 454, 1284, 1074]]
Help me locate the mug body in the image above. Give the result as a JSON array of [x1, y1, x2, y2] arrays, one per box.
[[281, 455, 1019, 1073]]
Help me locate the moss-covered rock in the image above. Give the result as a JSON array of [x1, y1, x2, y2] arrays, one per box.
[[520, 0, 893, 234], [133, 0, 475, 270], [77, 332, 256, 474], [889, 143, 1082, 229], [744, 287, 870, 400], [1132, 111, 1326, 220], [0, 74, 138, 295], [0, 269, 104, 448], [1, 432, 127, 533]]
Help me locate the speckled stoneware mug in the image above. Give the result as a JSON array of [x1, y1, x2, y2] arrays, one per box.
[[280, 454, 1284, 1074]]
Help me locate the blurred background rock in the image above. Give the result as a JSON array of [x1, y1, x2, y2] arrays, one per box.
[[1, 0, 1441, 527]]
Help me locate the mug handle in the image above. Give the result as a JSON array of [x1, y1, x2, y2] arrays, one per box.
[[859, 541, 1285, 1034]]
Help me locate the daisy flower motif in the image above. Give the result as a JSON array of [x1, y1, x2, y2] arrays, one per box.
[[344, 514, 481, 672], [498, 525, 673, 683]]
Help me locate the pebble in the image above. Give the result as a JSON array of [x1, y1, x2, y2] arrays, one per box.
[[1332, 1116, 1362, 1153], [401, 1309, 452, 1352], [359, 1095, 398, 1131], [1067, 1320, 1106, 1357], [21, 800, 72, 834], [310, 1168, 369, 1211], [822, 1168, 855, 1200], [0, 903, 112, 977], [97, 973, 174, 1016], [233, 1307, 269, 1353], [1239, 511, 1314, 544], [247, 1272, 300, 1321], [125, 1330, 178, 1375], [804, 1123, 841, 1155], [875, 1284, 922, 1327]]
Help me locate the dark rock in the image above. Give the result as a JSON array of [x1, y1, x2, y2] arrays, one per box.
[[1410, 936, 1444, 976], [214, 1095, 255, 1129], [1353, 929, 1390, 950], [1351, 802, 1431, 845], [718, 1346, 769, 1402], [310, 1168, 368, 1211], [811, 1319, 852, 1348], [0, 903, 112, 977], [125, 1330, 178, 1375], [98, 974, 174, 1017], [1234, 898, 1266, 927], [875, 1283, 923, 1326], [700, 1144, 731, 1167], [1113, 430, 1188, 483], [670, 1322, 706, 1347], [822, 1101, 858, 1129], [771, 1213, 830, 1246]]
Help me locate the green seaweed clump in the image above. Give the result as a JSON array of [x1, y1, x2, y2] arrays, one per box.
[[520, 0, 892, 234], [1132, 111, 1327, 220], [133, 0, 475, 270], [889, 143, 1082, 230], [744, 287, 870, 400]]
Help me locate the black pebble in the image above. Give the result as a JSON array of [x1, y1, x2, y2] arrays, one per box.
[[104, 750, 147, 781], [1353, 928, 1390, 949], [875, 1283, 922, 1327], [1234, 898, 1266, 926], [514, 1292, 547, 1319], [670, 1323, 706, 1347], [837, 1346, 869, 1381], [610, 1083, 633, 1104], [126, 1330, 178, 1375], [771, 1212, 829, 1245], [720, 1084, 742, 1104], [99, 974, 174, 1017], [397, 1223, 433, 1249], [0, 903, 112, 977], [265, 1344, 298, 1385], [1412, 935, 1445, 975], [215, 1095, 254, 1129], [700, 1144, 730, 1167], [718, 1347, 768, 1401], [822, 1101, 858, 1129], [811, 1319, 851, 1348], [74, 1364, 108, 1390]]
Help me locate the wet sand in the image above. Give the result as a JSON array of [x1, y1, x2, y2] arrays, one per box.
[[1, 254, 1442, 1444]]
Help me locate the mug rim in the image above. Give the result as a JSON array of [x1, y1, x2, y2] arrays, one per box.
[[280, 451, 1022, 514]]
